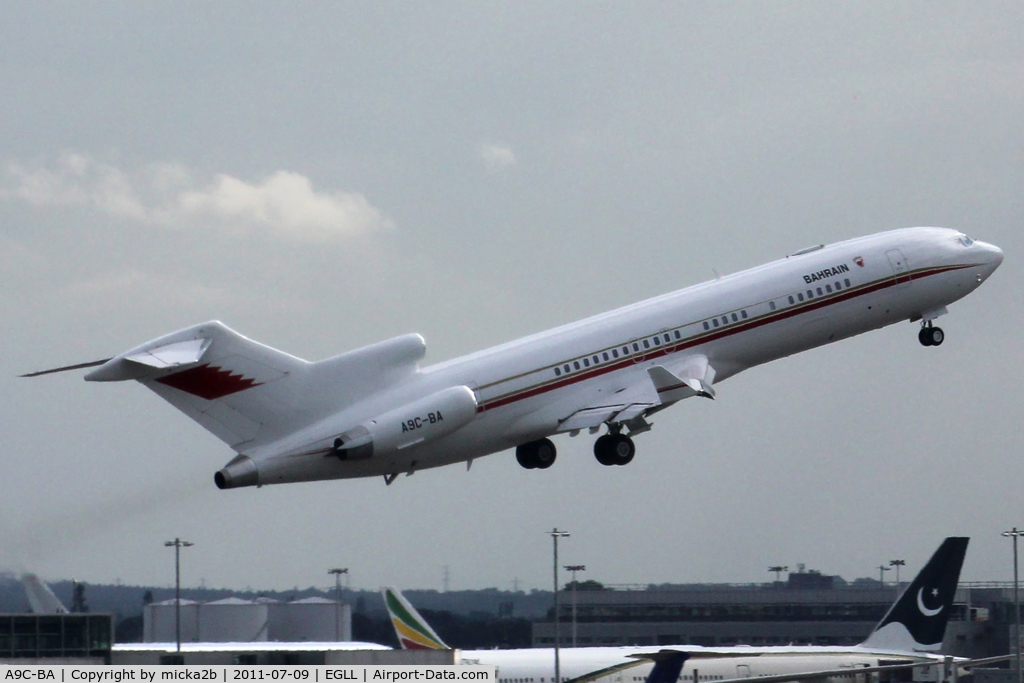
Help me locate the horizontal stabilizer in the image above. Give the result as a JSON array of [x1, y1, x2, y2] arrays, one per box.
[[125, 339, 211, 369], [20, 358, 111, 378]]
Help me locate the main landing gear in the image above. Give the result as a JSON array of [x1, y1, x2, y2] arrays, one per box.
[[594, 431, 635, 466], [919, 321, 945, 347], [516, 438, 556, 469]]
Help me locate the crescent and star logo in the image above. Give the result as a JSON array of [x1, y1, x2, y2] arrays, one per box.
[[916, 587, 944, 617]]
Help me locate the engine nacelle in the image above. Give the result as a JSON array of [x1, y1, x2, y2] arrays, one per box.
[[334, 385, 478, 460]]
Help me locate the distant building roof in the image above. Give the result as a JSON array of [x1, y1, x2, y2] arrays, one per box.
[[114, 641, 390, 653]]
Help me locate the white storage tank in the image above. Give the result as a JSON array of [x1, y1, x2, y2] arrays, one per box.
[[269, 597, 350, 642], [198, 598, 268, 642], [144, 599, 201, 643]]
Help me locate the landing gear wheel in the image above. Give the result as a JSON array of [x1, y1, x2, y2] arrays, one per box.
[[594, 433, 636, 466], [594, 435, 617, 466], [919, 325, 944, 347], [516, 438, 557, 469], [533, 439, 557, 469], [609, 434, 635, 465], [516, 445, 537, 469]]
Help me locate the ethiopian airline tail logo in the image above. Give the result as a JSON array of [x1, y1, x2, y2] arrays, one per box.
[[383, 587, 449, 650]]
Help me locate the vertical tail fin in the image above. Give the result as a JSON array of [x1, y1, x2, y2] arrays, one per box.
[[82, 321, 426, 451], [860, 537, 969, 652], [21, 574, 69, 614], [382, 587, 449, 650], [643, 652, 690, 683]]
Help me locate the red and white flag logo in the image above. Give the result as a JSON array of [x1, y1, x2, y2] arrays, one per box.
[[854, 256, 865, 267]]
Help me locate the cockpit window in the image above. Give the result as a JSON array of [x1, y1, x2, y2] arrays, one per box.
[[957, 234, 974, 247]]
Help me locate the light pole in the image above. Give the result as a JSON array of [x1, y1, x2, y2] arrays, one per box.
[[768, 566, 788, 584], [328, 568, 348, 641], [549, 529, 570, 683], [889, 560, 905, 589], [1003, 528, 1024, 683], [564, 565, 586, 647], [164, 538, 193, 653], [877, 564, 891, 587]]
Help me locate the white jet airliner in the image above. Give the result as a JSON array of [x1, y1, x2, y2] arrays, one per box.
[[383, 538, 997, 683], [25, 227, 1002, 488]]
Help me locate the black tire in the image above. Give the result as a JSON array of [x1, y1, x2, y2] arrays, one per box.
[[534, 439, 557, 469], [516, 443, 537, 469], [594, 434, 617, 466], [610, 434, 636, 465], [930, 326, 945, 346], [918, 328, 933, 346]]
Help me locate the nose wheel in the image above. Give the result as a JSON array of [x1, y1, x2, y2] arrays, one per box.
[[919, 322, 944, 347]]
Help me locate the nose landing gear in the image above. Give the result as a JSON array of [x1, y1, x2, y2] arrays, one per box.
[[919, 322, 944, 347]]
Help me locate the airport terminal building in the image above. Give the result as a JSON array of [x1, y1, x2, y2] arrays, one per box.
[[533, 579, 1016, 659]]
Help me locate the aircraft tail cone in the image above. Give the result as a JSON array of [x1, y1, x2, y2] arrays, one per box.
[[215, 454, 259, 489]]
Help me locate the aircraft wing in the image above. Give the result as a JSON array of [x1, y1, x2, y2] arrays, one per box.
[[555, 377, 658, 433], [555, 355, 717, 433]]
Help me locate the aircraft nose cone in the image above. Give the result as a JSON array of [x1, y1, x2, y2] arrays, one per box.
[[987, 243, 1005, 268]]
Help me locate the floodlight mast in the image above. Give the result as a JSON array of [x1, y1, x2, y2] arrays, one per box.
[[549, 529, 570, 683], [889, 559, 905, 589], [768, 566, 788, 584], [328, 568, 348, 641], [564, 565, 586, 647], [1003, 528, 1024, 683], [164, 538, 193, 654]]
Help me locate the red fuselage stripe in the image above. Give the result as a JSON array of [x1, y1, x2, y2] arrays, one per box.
[[478, 263, 971, 412]]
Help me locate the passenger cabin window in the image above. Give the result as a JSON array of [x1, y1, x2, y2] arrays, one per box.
[[731, 313, 738, 322], [574, 361, 580, 370], [835, 281, 841, 290], [592, 355, 599, 364], [797, 293, 804, 302], [564, 364, 570, 373], [633, 343, 639, 352], [741, 310, 748, 319], [825, 284, 832, 293], [612, 349, 619, 358], [583, 358, 590, 367], [703, 321, 710, 330], [816, 287, 822, 296], [721, 316, 728, 325], [603, 352, 609, 361], [652, 337, 660, 346], [664, 333, 671, 342], [643, 339, 650, 349], [788, 295, 795, 304], [674, 330, 681, 339], [770, 301, 777, 311], [554, 367, 561, 376], [806, 290, 813, 298], [622, 346, 630, 355], [844, 278, 851, 287]]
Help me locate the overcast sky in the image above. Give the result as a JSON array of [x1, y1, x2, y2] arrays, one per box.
[[2, 2, 1023, 594]]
